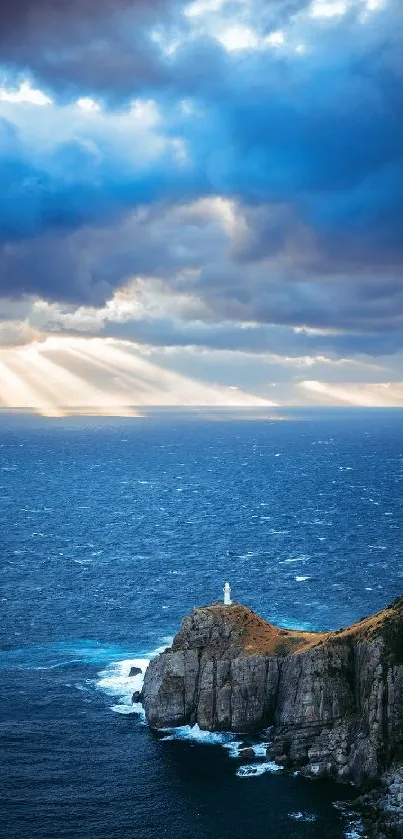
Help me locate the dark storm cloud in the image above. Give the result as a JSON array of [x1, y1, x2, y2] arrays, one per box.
[[0, 0, 313, 100], [103, 315, 403, 359], [0, 0, 176, 100], [0, 0, 402, 352]]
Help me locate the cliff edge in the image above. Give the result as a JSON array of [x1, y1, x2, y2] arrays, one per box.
[[142, 597, 403, 790]]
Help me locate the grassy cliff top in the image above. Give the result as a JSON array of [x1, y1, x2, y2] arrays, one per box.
[[181, 596, 403, 659], [333, 594, 403, 662], [181, 603, 327, 656]]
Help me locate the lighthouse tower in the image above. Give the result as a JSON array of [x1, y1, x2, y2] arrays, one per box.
[[223, 581, 232, 606]]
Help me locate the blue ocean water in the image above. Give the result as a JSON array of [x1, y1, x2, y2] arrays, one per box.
[[1, 408, 403, 839]]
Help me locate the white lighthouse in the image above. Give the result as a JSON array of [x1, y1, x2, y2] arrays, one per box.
[[224, 581, 232, 606]]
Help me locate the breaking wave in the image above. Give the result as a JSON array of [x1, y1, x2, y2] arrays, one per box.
[[159, 723, 282, 777], [160, 723, 240, 750], [96, 651, 281, 778], [288, 811, 317, 822], [236, 762, 282, 778], [95, 637, 172, 716]]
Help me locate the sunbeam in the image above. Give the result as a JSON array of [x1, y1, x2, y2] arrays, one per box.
[[300, 380, 403, 407], [0, 356, 63, 416], [0, 337, 273, 416]]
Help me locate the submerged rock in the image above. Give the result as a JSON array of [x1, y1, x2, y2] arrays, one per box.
[[238, 746, 258, 760], [129, 666, 142, 678], [142, 597, 403, 790]]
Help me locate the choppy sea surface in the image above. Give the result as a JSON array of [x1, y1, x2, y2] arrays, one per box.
[[1, 407, 403, 839]]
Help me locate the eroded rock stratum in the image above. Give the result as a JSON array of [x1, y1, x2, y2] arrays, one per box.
[[142, 598, 403, 789]]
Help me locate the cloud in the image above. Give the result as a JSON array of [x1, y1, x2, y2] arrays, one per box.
[[1, 193, 403, 360], [0, 0, 319, 101], [0, 0, 402, 403], [0, 0, 181, 100], [0, 1, 401, 315], [0, 319, 42, 346], [0, 96, 201, 302], [0, 0, 388, 105]]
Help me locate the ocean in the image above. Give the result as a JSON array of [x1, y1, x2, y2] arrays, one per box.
[[1, 408, 402, 839]]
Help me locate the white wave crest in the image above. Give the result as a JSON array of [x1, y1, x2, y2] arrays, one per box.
[[96, 657, 147, 716], [96, 644, 281, 781], [344, 824, 366, 839], [160, 723, 240, 750], [288, 811, 317, 822], [111, 703, 142, 715], [251, 742, 271, 757], [236, 761, 282, 778], [333, 802, 366, 838], [96, 638, 173, 716], [157, 726, 274, 763]]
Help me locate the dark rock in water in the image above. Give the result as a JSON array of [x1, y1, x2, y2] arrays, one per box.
[[142, 596, 403, 791], [129, 666, 142, 678], [132, 690, 142, 704], [238, 746, 257, 760]]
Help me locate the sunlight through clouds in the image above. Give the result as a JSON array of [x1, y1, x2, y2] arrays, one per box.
[[76, 97, 101, 112], [0, 0, 399, 411], [0, 81, 52, 105], [309, 0, 348, 18], [0, 338, 273, 417], [184, 0, 226, 17], [218, 25, 260, 51], [365, 0, 385, 9], [216, 25, 287, 52], [300, 380, 403, 406], [264, 31, 285, 47]]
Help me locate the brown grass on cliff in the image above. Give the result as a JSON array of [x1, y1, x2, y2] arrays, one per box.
[[196, 595, 403, 658], [197, 603, 328, 656], [332, 594, 403, 662]]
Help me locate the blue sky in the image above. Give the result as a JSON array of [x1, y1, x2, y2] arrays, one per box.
[[0, 0, 402, 413]]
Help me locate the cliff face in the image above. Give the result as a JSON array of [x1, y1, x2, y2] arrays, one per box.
[[142, 598, 403, 788]]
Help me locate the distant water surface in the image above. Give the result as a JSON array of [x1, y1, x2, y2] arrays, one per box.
[[1, 408, 402, 839]]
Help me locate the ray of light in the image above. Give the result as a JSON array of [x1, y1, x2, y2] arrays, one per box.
[[61, 338, 274, 406], [64, 346, 167, 398], [6, 351, 80, 408], [0, 356, 64, 416], [0, 337, 272, 416], [300, 380, 403, 407], [17, 344, 139, 415]]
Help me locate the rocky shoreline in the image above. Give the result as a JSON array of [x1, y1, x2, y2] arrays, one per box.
[[356, 766, 403, 838], [140, 596, 403, 835]]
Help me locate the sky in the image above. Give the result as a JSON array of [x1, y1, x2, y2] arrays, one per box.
[[0, 0, 402, 414]]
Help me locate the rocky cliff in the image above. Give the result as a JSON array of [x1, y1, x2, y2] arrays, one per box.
[[142, 597, 403, 789]]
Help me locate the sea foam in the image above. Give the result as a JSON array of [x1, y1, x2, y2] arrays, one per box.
[[236, 762, 282, 778], [96, 638, 172, 716], [160, 723, 240, 750], [158, 725, 274, 765], [97, 648, 280, 778], [96, 657, 147, 716], [288, 811, 317, 822]]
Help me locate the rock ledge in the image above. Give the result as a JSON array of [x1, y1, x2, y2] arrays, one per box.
[[142, 597, 403, 792]]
